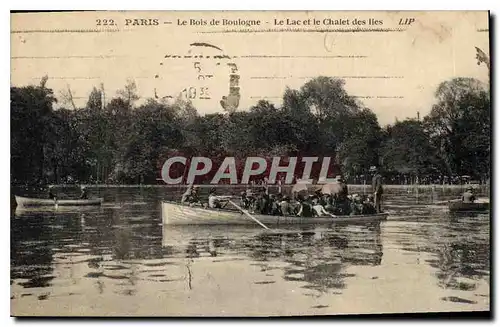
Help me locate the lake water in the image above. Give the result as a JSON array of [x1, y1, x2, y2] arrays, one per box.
[[10, 186, 490, 316]]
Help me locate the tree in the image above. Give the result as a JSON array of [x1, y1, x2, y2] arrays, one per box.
[[11, 84, 57, 184], [117, 99, 184, 183], [282, 87, 307, 116], [423, 77, 490, 179], [59, 85, 77, 110], [300, 76, 359, 120], [86, 87, 102, 111], [380, 119, 439, 178], [337, 109, 383, 178], [117, 79, 140, 109]]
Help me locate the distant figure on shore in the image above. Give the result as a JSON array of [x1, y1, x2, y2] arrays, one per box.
[[47, 185, 56, 200], [79, 186, 89, 199], [462, 186, 476, 203], [370, 166, 384, 213]]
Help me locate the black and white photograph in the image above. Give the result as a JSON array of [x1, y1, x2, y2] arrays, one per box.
[[9, 10, 491, 317]]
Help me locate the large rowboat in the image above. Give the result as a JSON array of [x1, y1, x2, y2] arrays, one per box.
[[161, 201, 388, 226], [15, 195, 103, 207]]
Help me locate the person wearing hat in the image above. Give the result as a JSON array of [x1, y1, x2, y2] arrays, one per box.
[[79, 185, 89, 199], [462, 186, 476, 203], [370, 166, 384, 213]]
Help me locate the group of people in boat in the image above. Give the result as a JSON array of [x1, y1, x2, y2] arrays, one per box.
[[237, 187, 379, 217], [180, 168, 384, 217], [47, 185, 89, 200]]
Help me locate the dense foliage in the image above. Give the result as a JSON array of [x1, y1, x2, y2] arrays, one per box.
[[11, 76, 490, 185]]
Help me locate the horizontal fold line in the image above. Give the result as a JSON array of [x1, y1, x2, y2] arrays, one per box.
[[11, 29, 120, 33], [200, 28, 407, 33]]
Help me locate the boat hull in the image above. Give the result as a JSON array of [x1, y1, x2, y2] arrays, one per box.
[[15, 195, 103, 207], [448, 201, 489, 212], [162, 201, 388, 226]]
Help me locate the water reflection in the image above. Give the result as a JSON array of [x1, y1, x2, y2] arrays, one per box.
[[161, 222, 384, 294], [10, 186, 490, 316], [386, 212, 490, 306]]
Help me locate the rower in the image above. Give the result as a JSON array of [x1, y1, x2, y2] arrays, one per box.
[[208, 187, 228, 209], [79, 185, 89, 199], [462, 186, 476, 203]]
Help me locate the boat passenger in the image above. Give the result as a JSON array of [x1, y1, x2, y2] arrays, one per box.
[[337, 176, 349, 200], [297, 195, 314, 217], [268, 194, 281, 215], [462, 187, 476, 203], [181, 185, 194, 203], [350, 194, 363, 215], [322, 194, 335, 212], [279, 196, 293, 216], [362, 195, 377, 214], [79, 186, 89, 199], [240, 191, 250, 209], [333, 193, 350, 216], [208, 188, 227, 209], [181, 185, 200, 204], [254, 187, 269, 214], [312, 198, 330, 217]]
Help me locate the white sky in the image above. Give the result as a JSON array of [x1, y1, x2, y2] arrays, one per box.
[[11, 11, 490, 125]]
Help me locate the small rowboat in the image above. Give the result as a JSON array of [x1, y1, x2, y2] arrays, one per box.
[[15, 195, 103, 207], [448, 201, 489, 212], [161, 201, 388, 226]]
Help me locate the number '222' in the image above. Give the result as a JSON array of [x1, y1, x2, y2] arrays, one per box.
[[96, 19, 116, 26]]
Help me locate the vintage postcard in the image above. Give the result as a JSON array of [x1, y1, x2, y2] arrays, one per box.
[[10, 11, 490, 317]]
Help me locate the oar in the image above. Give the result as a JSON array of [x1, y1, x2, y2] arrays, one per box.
[[228, 200, 270, 230]]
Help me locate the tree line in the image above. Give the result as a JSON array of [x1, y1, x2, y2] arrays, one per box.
[[11, 76, 490, 186]]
